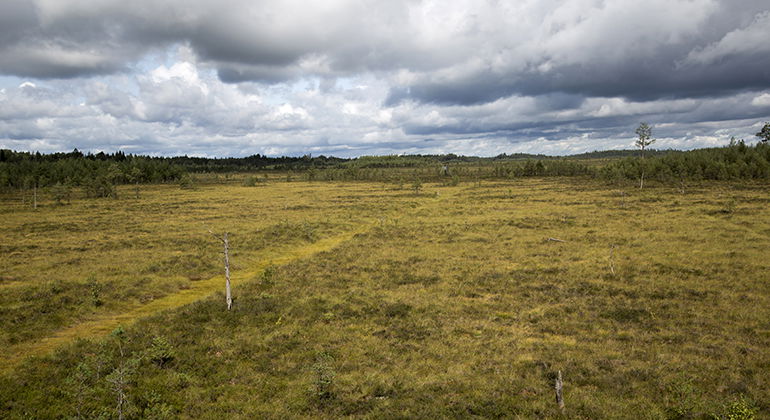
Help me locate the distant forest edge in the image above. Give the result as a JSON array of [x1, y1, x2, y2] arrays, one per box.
[[1, 141, 770, 193]]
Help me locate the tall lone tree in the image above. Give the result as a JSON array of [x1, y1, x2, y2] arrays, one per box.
[[635, 122, 655, 189], [756, 122, 770, 144]]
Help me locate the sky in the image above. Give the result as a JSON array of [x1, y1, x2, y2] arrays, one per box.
[[0, 0, 769, 158]]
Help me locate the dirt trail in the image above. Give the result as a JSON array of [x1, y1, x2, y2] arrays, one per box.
[[1, 190, 455, 374], [0, 225, 367, 374]]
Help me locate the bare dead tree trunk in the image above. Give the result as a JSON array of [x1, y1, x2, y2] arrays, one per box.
[[210, 229, 233, 310], [555, 370, 565, 414], [33, 183, 37, 209], [609, 245, 616, 276], [223, 232, 232, 310], [106, 361, 135, 420]]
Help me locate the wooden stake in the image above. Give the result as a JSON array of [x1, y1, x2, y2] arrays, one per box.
[[555, 370, 565, 413]]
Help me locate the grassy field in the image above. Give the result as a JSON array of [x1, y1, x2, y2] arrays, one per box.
[[1, 177, 768, 419]]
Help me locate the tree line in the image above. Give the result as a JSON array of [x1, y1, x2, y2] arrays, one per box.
[[166, 153, 347, 172], [3, 122, 769, 195], [0, 150, 186, 194], [600, 140, 770, 183]]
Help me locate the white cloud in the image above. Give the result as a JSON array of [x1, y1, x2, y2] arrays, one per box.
[[751, 93, 770, 107], [685, 11, 770, 64]]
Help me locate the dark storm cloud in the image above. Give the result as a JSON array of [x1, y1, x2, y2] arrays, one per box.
[[389, 52, 770, 106], [387, 3, 770, 105], [0, 1, 415, 82], [3, 1, 768, 102], [0, 0, 37, 45], [216, 64, 300, 84]]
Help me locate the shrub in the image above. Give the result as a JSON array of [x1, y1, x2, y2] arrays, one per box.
[[717, 396, 757, 420], [178, 175, 194, 189], [146, 336, 175, 368], [88, 275, 103, 307], [311, 352, 336, 402]]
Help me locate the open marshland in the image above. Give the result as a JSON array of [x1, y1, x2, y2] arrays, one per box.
[[1, 177, 768, 419]]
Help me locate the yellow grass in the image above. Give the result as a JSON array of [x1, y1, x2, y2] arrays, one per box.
[[0, 180, 454, 373], [0, 224, 362, 372], [1, 177, 769, 418]]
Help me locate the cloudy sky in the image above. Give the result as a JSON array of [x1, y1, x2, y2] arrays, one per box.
[[1, 0, 769, 157]]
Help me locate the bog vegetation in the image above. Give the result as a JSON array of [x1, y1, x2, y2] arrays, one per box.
[[1, 134, 769, 419]]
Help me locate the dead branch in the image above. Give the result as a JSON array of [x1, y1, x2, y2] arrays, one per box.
[[547, 237, 566, 243]]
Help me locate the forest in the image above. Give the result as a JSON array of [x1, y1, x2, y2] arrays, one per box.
[[2, 139, 769, 193]]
